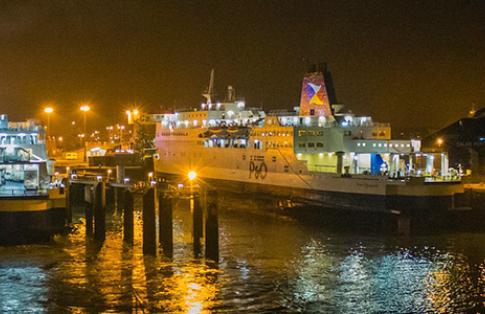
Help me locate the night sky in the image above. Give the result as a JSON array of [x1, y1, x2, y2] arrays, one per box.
[[1, 0, 484, 133]]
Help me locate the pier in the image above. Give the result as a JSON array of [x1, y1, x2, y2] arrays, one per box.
[[68, 176, 220, 261]]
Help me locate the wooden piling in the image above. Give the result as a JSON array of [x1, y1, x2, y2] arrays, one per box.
[[123, 189, 134, 244], [65, 180, 72, 224], [158, 192, 173, 256], [94, 182, 106, 242], [205, 190, 219, 262], [86, 187, 94, 236], [142, 187, 157, 255], [193, 192, 203, 256]]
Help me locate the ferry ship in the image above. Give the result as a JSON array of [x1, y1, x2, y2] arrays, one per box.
[[153, 66, 464, 214], [0, 115, 66, 243]]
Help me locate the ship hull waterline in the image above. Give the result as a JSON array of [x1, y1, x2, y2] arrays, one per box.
[[156, 171, 463, 215], [0, 196, 66, 244]]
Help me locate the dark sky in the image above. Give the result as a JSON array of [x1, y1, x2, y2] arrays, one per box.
[[1, 0, 484, 133]]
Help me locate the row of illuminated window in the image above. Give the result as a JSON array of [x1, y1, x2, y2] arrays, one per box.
[[0, 135, 39, 145], [297, 130, 324, 136], [252, 131, 292, 137], [158, 132, 189, 136], [298, 142, 324, 148], [356, 142, 410, 148]]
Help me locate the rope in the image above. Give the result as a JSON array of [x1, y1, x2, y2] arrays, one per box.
[[275, 147, 315, 190]]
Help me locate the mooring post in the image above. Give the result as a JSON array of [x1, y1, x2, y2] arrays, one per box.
[[86, 186, 94, 236], [193, 192, 203, 256], [158, 192, 173, 256], [123, 189, 134, 244], [105, 185, 114, 211], [205, 190, 219, 262], [143, 187, 157, 255], [65, 180, 72, 224], [116, 187, 125, 213], [94, 182, 106, 242]]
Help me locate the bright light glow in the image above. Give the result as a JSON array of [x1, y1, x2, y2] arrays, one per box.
[[44, 107, 54, 114], [187, 170, 197, 181], [436, 138, 443, 146], [148, 172, 153, 178], [80, 105, 91, 112], [133, 109, 139, 117]]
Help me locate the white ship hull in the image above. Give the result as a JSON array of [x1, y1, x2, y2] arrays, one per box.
[[154, 142, 464, 213]]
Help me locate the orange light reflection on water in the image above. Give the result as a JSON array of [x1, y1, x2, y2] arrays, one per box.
[[55, 202, 221, 313]]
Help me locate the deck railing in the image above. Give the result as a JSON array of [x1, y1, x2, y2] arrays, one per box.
[[0, 189, 48, 197]]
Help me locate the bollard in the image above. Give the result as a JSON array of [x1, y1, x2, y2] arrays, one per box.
[[86, 187, 94, 236], [205, 190, 219, 262], [192, 193, 203, 256], [142, 187, 157, 255], [94, 182, 106, 242], [123, 189, 134, 244], [158, 192, 173, 256]]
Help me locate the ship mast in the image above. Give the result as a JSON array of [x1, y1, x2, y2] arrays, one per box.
[[202, 68, 215, 106]]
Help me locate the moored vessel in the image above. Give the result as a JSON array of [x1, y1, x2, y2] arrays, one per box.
[[152, 66, 465, 218], [0, 115, 66, 243]]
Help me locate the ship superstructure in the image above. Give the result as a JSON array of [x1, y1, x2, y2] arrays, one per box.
[[0, 114, 66, 243], [153, 68, 463, 212], [0, 114, 53, 195]]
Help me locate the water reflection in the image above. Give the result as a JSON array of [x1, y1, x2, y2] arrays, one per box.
[[0, 197, 484, 313]]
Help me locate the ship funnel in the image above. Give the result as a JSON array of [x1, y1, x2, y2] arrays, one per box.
[[299, 63, 336, 118]]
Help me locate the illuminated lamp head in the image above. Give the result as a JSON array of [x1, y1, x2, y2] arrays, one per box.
[[187, 170, 197, 182]]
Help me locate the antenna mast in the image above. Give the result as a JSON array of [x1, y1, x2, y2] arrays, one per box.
[[202, 69, 215, 105]]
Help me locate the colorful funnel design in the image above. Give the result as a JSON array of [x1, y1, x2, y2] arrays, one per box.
[[299, 72, 332, 117]]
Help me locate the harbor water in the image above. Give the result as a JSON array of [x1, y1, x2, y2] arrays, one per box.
[[0, 197, 484, 313]]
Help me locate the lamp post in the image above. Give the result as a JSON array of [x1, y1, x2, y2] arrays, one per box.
[[436, 137, 444, 149], [119, 125, 125, 146], [44, 107, 54, 138], [80, 105, 91, 162]]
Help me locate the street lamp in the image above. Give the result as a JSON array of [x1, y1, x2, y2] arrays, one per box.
[[118, 125, 125, 145], [44, 107, 54, 137], [126, 108, 140, 124], [436, 137, 444, 148], [80, 105, 91, 162]]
